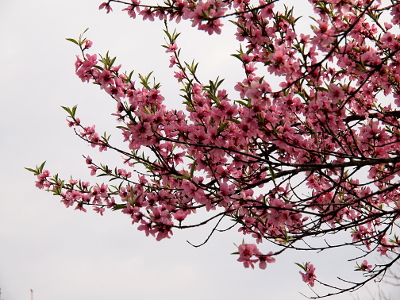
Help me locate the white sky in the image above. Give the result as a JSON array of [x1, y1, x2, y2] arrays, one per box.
[[0, 0, 398, 299]]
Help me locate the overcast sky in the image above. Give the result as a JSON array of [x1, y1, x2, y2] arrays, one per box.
[[0, 1, 398, 300]]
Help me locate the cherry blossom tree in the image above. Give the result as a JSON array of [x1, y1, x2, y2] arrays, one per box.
[[28, 0, 400, 298]]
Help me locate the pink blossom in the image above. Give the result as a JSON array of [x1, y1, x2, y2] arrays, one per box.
[[93, 206, 105, 215], [169, 55, 177, 68], [299, 263, 317, 287], [99, 2, 113, 13], [74, 203, 87, 212], [35, 170, 51, 189], [117, 168, 131, 178], [123, 0, 141, 18], [172, 210, 188, 222], [137, 220, 155, 237], [237, 244, 262, 269], [88, 166, 98, 176], [174, 71, 186, 82], [98, 70, 114, 87], [166, 43, 178, 53], [360, 260, 372, 271], [327, 83, 344, 104], [140, 8, 155, 21], [84, 40, 93, 49], [257, 252, 276, 270]]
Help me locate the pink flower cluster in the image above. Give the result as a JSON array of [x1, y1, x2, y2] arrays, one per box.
[[100, 0, 227, 35], [237, 244, 275, 269], [299, 263, 317, 287]]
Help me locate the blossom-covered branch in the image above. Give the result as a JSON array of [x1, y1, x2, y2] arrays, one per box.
[[28, 0, 400, 297]]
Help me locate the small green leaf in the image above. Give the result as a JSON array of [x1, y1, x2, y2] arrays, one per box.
[[38, 161, 46, 173], [71, 105, 78, 117], [170, 174, 188, 180], [217, 122, 229, 135], [295, 262, 307, 271], [269, 166, 276, 180], [235, 100, 251, 108], [228, 118, 241, 124], [66, 38, 79, 45], [112, 204, 127, 211], [25, 167, 37, 173], [61, 106, 72, 115], [189, 160, 197, 178]]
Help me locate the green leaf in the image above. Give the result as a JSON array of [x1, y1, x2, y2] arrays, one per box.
[[38, 161, 46, 173], [228, 118, 241, 124], [315, 86, 328, 92], [25, 167, 37, 173], [110, 57, 116, 67], [268, 166, 276, 180], [138, 72, 153, 90], [126, 70, 134, 81], [112, 204, 127, 211], [235, 100, 251, 108], [65, 38, 79, 45], [231, 53, 242, 61], [93, 65, 104, 71], [61, 105, 78, 117], [61, 106, 72, 115], [170, 174, 188, 180], [163, 29, 172, 41], [217, 122, 229, 135], [25, 161, 46, 175], [71, 105, 78, 117], [295, 262, 307, 271], [189, 160, 197, 178]]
